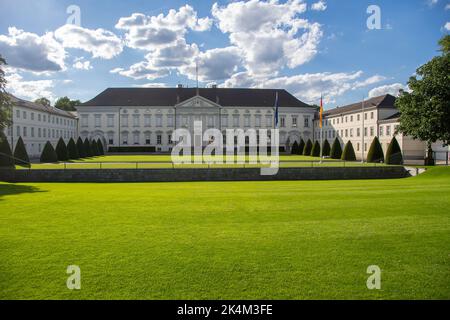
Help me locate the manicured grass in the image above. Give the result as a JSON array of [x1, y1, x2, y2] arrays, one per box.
[[0, 167, 449, 299]]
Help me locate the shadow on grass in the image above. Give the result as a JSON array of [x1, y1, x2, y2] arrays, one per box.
[[0, 184, 46, 201]]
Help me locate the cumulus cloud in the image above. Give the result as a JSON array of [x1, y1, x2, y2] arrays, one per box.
[[72, 57, 92, 70], [0, 27, 66, 72], [5, 71, 56, 101], [368, 83, 410, 98], [116, 5, 212, 50], [54, 24, 123, 59], [212, 0, 322, 75], [110, 61, 170, 80], [311, 1, 327, 11], [445, 22, 450, 31]]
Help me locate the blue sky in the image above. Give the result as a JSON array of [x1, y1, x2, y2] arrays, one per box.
[[0, 0, 448, 109]]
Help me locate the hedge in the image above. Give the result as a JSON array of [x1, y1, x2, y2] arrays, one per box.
[[40, 141, 58, 163], [341, 141, 357, 161], [322, 139, 331, 157], [386, 136, 403, 165], [291, 141, 299, 155], [330, 138, 343, 159], [84, 138, 93, 157], [13, 136, 30, 166], [311, 140, 321, 157], [367, 137, 384, 163], [76, 137, 86, 158], [298, 139, 305, 155], [303, 139, 313, 156], [56, 138, 69, 161], [67, 138, 79, 159], [0, 132, 14, 168], [97, 139, 105, 155]]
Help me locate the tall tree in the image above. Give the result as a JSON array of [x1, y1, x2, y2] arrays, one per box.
[[34, 97, 51, 107], [13, 136, 30, 166], [0, 131, 14, 168], [0, 55, 12, 131], [55, 96, 81, 111], [396, 35, 450, 165]]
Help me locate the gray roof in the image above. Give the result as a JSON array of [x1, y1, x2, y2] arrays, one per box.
[[323, 94, 397, 117], [9, 94, 77, 118], [80, 87, 312, 108], [379, 112, 401, 122]]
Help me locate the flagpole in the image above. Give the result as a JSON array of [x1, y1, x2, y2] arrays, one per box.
[[320, 94, 323, 164], [361, 96, 365, 163]]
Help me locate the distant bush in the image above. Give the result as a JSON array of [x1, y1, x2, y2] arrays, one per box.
[[0, 132, 14, 168], [298, 139, 305, 155], [13, 136, 30, 166], [322, 139, 331, 157], [330, 138, 342, 159], [311, 140, 321, 157], [56, 138, 69, 161], [303, 139, 313, 156], [386, 137, 403, 165], [67, 138, 79, 159], [91, 140, 100, 156], [40, 141, 58, 163], [291, 141, 299, 155], [84, 138, 92, 157], [76, 137, 86, 158], [97, 139, 105, 155], [367, 137, 384, 163], [341, 141, 357, 161]]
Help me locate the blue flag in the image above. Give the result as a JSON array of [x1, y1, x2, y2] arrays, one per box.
[[274, 91, 279, 128]]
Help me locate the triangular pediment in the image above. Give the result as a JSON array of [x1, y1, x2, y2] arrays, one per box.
[[176, 95, 220, 108]]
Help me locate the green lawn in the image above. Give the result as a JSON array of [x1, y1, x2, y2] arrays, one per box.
[[0, 167, 449, 299]]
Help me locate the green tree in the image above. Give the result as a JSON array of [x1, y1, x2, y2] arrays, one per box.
[[322, 139, 331, 157], [34, 97, 51, 107], [395, 35, 450, 165], [91, 140, 100, 156], [367, 137, 385, 163], [291, 141, 299, 155], [67, 138, 79, 159], [0, 55, 12, 131], [40, 141, 58, 163], [97, 139, 105, 155], [55, 96, 81, 112], [341, 141, 357, 161], [298, 139, 305, 155], [84, 138, 93, 157], [0, 131, 14, 168], [303, 139, 313, 156], [55, 138, 69, 161], [76, 137, 86, 158], [13, 136, 30, 166], [330, 138, 343, 159], [311, 140, 321, 157], [385, 136, 403, 165]]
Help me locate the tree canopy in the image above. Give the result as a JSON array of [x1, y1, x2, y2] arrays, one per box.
[[34, 97, 51, 107], [0, 55, 12, 131], [55, 96, 81, 112]]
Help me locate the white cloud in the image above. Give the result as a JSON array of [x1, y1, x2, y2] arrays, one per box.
[[54, 24, 123, 59], [110, 61, 170, 80], [116, 5, 211, 50], [0, 27, 66, 72], [5, 71, 56, 102], [73, 57, 92, 70], [446, 4, 450, 10], [212, 0, 322, 75], [134, 82, 168, 88], [311, 1, 327, 11], [427, 0, 439, 7], [445, 22, 450, 31], [368, 83, 409, 98]]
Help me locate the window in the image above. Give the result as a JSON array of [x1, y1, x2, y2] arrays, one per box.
[[364, 127, 368, 137], [31, 127, 35, 137], [156, 115, 163, 127], [233, 115, 239, 127], [81, 115, 89, 127], [23, 111, 27, 119], [370, 127, 374, 136], [167, 115, 174, 127], [350, 115, 353, 122], [222, 116, 228, 127], [345, 116, 348, 123], [364, 113, 368, 120], [209, 116, 215, 127], [345, 129, 348, 137], [43, 115, 46, 122], [133, 115, 140, 127], [157, 134, 162, 145], [23, 127, 27, 137], [357, 114, 360, 121], [31, 113, 34, 121], [266, 116, 272, 127], [38, 114, 41, 121], [357, 143, 360, 151], [280, 117, 286, 128], [337, 118, 340, 124], [255, 115, 261, 127], [108, 133, 114, 145], [122, 115, 129, 127], [144, 114, 151, 127], [43, 128, 46, 138], [386, 125, 391, 136], [350, 128, 353, 137], [364, 143, 367, 152], [292, 116, 297, 128], [107, 115, 114, 127], [380, 126, 384, 136], [357, 128, 361, 137], [95, 114, 101, 127], [16, 110, 20, 118], [145, 133, 151, 145], [304, 117, 309, 128], [371, 112, 374, 119], [168, 134, 173, 145], [133, 132, 139, 145]]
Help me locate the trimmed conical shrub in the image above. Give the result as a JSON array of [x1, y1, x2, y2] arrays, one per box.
[[386, 136, 403, 165], [341, 141, 357, 161], [367, 137, 384, 163], [91, 140, 100, 156], [97, 139, 105, 155], [84, 138, 92, 157], [298, 139, 305, 155], [330, 138, 342, 159], [13, 136, 30, 166], [303, 139, 313, 156], [76, 137, 86, 158], [56, 138, 69, 161], [311, 140, 321, 157], [322, 139, 331, 157], [40, 141, 58, 163], [291, 141, 299, 155], [67, 138, 79, 159], [0, 132, 14, 168]]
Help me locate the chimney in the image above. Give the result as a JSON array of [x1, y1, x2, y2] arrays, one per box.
[[176, 84, 183, 104]]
